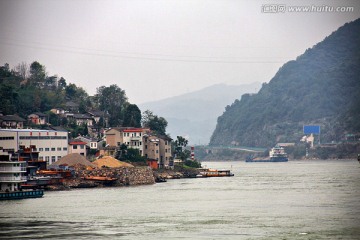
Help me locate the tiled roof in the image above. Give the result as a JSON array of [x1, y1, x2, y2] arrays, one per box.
[[0, 115, 26, 122], [123, 128, 144, 133], [73, 114, 93, 119], [69, 141, 87, 145], [30, 112, 47, 117]]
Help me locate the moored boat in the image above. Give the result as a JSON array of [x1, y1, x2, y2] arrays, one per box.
[[0, 151, 44, 200], [197, 168, 234, 177], [0, 189, 44, 200]]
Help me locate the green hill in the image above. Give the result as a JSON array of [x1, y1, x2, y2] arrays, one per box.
[[210, 18, 360, 147]]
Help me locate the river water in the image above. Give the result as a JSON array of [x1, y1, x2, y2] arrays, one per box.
[[1, 160, 359, 239]]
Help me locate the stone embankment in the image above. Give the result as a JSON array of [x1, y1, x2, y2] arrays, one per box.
[[153, 166, 200, 180], [61, 166, 155, 189]]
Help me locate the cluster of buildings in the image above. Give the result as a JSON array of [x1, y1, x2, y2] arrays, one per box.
[[0, 107, 174, 169], [0, 124, 174, 193], [105, 127, 173, 168], [0, 102, 109, 137], [0, 99, 175, 193], [0, 127, 173, 169]]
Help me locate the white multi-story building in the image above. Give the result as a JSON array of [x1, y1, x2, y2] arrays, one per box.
[[122, 128, 149, 156], [0, 129, 68, 165], [0, 151, 27, 192]]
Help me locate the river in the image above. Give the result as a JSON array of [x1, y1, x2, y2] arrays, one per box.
[[1, 160, 359, 239]]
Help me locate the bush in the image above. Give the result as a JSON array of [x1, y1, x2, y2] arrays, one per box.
[[184, 160, 201, 168]]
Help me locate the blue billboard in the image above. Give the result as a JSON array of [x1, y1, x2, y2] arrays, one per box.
[[303, 125, 320, 134]]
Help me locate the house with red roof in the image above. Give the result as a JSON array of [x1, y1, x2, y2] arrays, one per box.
[[68, 141, 87, 157]]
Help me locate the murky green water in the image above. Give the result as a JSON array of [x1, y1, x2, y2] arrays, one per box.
[[1, 160, 359, 239]]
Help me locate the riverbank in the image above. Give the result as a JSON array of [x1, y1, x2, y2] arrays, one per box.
[[48, 165, 155, 190], [45, 164, 205, 190]]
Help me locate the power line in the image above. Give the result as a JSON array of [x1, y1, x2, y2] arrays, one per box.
[[0, 39, 287, 64]]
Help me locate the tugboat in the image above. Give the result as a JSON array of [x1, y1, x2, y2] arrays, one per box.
[[246, 146, 288, 162]]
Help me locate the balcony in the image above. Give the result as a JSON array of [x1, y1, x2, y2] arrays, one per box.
[[130, 136, 142, 141], [0, 176, 27, 182], [0, 167, 27, 173]]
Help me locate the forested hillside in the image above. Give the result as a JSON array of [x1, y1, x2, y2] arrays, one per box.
[[0, 61, 142, 129], [210, 18, 360, 147]]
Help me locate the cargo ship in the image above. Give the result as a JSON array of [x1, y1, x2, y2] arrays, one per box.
[[246, 146, 288, 162]]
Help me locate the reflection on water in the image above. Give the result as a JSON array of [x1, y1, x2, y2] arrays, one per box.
[[1, 160, 359, 239]]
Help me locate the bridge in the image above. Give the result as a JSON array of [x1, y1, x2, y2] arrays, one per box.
[[196, 145, 267, 153]]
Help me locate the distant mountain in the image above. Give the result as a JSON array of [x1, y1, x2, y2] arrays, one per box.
[[210, 18, 360, 147], [139, 82, 261, 144]]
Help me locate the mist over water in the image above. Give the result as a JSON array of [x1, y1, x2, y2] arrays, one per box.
[[1, 160, 359, 239]]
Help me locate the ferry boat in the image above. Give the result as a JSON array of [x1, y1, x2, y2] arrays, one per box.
[[197, 168, 234, 177], [246, 146, 288, 162]]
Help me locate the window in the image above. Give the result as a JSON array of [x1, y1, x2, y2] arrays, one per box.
[[57, 156, 61, 160], [57, 147, 61, 151], [165, 149, 168, 153], [0, 136, 14, 140], [156, 150, 159, 153], [51, 148, 55, 151], [63, 147, 67, 151], [73, 145, 78, 149], [39, 156, 43, 161], [45, 156, 50, 164], [45, 148, 49, 151], [51, 156, 56, 163], [80, 145, 84, 149], [39, 148, 44, 151]]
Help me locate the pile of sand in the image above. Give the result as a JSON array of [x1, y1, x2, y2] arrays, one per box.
[[93, 156, 134, 168], [51, 153, 95, 167]]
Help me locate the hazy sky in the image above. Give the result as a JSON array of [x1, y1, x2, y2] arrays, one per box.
[[1, 0, 359, 104]]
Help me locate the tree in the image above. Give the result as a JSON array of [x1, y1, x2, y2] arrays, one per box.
[[142, 110, 168, 135], [44, 75, 57, 90], [0, 84, 19, 114], [14, 62, 29, 80], [116, 144, 146, 163], [173, 136, 190, 161], [58, 77, 67, 90], [65, 83, 77, 99], [29, 61, 46, 87], [123, 103, 142, 127], [95, 84, 127, 126]]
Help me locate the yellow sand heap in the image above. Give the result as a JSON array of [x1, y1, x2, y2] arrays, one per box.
[[93, 156, 134, 168], [52, 153, 96, 168]]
